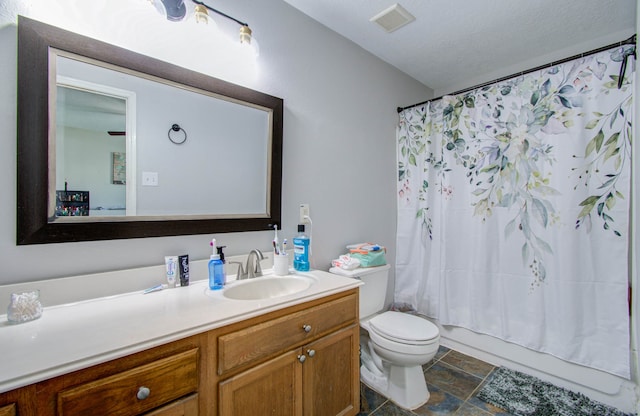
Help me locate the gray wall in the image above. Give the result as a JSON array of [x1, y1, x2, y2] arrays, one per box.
[[0, 0, 432, 285]]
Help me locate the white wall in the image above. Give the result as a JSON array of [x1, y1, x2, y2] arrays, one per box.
[[0, 0, 432, 285]]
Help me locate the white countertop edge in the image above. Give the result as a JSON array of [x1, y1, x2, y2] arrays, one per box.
[[0, 272, 361, 393]]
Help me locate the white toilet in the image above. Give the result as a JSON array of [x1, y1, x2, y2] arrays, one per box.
[[329, 264, 440, 410]]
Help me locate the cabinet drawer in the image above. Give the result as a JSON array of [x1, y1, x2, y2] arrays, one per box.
[[57, 348, 198, 416], [219, 293, 357, 375]]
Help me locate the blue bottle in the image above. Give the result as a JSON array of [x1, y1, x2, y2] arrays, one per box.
[[293, 224, 310, 272], [208, 239, 225, 290]]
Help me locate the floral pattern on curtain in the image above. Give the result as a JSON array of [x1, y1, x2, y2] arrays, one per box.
[[396, 45, 634, 378]]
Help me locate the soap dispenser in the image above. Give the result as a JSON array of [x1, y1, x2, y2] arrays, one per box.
[[216, 245, 227, 284], [209, 239, 225, 290]]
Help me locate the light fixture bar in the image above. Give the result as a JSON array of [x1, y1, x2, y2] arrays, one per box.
[[191, 0, 249, 28]]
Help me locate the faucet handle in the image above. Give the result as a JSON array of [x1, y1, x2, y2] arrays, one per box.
[[228, 261, 246, 279]]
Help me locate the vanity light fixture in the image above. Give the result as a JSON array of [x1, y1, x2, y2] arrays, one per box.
[[150, 0, 257, 52]]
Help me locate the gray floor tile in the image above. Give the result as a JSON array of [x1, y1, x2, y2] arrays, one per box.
[[440, 350, 494, 379], [359, 383, 388, 414], [425, 362, 484, 401], [358, 346, 511, 415], [372, 401, 416, 416], [412, 384, 464, 415]]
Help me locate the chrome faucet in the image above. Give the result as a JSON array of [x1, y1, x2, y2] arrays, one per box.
[[246, 249, 265, 279], [238, 249, 265, 279]]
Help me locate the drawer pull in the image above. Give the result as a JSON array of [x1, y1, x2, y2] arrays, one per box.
[[307, 349, 316, 357], [137, 386, 151, 400], [302, 324, 312, 333], [298, 354, 306, 363]]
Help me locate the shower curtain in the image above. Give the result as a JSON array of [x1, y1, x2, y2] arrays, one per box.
[[396, 45, 634, 378]]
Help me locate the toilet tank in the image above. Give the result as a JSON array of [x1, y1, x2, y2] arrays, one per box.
[[328, 264, 390, 319]]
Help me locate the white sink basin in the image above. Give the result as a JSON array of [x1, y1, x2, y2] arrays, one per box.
[[222, 275, 316, 300]]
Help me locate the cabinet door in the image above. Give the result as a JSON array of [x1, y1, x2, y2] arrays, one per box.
[[219, 349, 303, 416], [302, 325, 359, 416]]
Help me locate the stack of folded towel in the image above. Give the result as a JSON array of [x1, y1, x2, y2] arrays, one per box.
[[331, 254, 361, 270], [331, 243, 386, 270]]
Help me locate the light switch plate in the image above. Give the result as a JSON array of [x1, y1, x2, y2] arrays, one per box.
[[142, 171, 158, 186], [299, 203, 310, 224]]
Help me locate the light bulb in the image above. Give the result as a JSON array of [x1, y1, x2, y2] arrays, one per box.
[[239, 25, 252, 44], [194, 4, 209, 24]]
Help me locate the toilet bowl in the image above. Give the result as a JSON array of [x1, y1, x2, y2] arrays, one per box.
[[328, 264, 441, 410], [361, 311, 439, 409]]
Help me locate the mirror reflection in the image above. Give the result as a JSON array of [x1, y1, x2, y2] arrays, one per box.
[[55, 81, 128, 217], [53, 55, 271, 220]]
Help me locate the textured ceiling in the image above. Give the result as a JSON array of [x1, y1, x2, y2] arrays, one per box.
[[283, 0, 637, 92]]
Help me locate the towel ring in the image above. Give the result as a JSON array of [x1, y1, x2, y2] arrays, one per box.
[[168, 124, 187, 145]]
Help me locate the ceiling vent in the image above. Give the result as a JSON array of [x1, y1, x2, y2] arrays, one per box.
[[370, 3, 415, 33]]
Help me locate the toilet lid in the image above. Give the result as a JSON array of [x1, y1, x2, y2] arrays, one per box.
[[369, 311, 438, 344]]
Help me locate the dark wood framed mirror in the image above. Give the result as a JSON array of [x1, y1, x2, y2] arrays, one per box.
[[17, 16, 283, 244]]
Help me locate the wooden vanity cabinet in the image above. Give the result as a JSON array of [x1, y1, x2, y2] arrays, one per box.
[[0, 288, 359, 416], [216, 290, 360, 416], [218, 327, 359, 416]]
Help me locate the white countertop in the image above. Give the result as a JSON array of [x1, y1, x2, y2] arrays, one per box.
[[0, 269, 361, 393]]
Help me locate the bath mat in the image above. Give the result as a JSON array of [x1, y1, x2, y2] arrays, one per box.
[[477, 367, 633, 416]]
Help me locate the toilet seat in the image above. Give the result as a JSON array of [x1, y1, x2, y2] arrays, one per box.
[[369, 311, 439, 345]]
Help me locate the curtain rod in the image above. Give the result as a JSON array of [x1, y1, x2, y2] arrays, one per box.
[[397, 34, 637, 113]]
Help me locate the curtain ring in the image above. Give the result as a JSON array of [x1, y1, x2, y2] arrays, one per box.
[[168, 124, 187, 144]]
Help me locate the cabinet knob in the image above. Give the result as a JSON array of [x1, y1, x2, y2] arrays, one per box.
[[302, 324, 312, 333], [298, 354, 306, 363], [307, 349, 316, 357], [137, 386, 151, 400]]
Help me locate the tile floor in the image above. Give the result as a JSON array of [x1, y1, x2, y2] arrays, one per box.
[[358, 346, 514, 415]]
